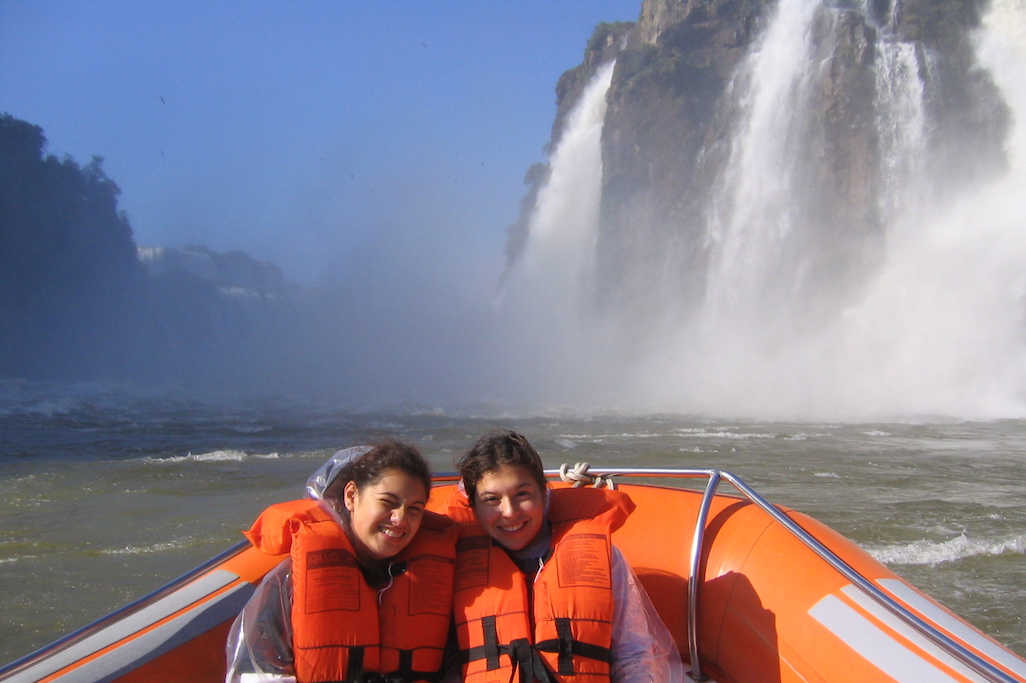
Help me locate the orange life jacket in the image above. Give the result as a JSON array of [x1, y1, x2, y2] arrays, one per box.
[[448, 486, 635, 683], [245, 499, 457, 683]]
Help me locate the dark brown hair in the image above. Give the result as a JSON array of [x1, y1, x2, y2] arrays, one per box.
[[323, 438, 431, 522], [456, 429, 547, 503]]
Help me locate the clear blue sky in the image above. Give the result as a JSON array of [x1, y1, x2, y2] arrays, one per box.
[[0, 1, 641, 285]]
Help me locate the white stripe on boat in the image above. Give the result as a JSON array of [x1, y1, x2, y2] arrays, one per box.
[[810, 590, 986, 682], [877, 579, 1026, 679], [5, 570, 252, 683], [836, 584, 992, 682]]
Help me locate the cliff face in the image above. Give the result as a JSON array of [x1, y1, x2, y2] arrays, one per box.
[[512, 0, 1009, 333], [600, 0, 771, 320]]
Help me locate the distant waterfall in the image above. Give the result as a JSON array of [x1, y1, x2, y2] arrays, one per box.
[[822, 0, 1026, 419], [494, 62, 619, 404], [510, 61, 615, 315]]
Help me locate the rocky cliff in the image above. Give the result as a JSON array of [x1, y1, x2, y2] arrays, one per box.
[[510, 0, 1009, 333]]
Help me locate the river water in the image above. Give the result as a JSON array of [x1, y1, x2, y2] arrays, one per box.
[[1, 379, 1024, 665]]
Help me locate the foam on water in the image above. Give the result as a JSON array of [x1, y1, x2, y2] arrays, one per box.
[[869, 533, 1026, 566], [149, 450, 280, 463], [676, 429, 780, 440], [100, 537, 204, 556]]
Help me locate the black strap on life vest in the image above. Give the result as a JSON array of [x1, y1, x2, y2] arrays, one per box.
[[484, 615, 501, 670], [336, 656, 441, 683], [507, 638, 557, 683], [345, 646, 365, 681], [335, 673, 421, 683], [533, 617, 612, 675], [459, 616, 611, 682], [460, 617, 552, 680], [381, 648, 442, 683], [329, 642, 442, 683]]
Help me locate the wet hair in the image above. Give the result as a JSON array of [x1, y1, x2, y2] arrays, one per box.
[[456, 429, 548, 503], [323, 438, 431, 523]]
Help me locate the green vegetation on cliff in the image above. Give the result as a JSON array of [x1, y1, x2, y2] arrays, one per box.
[[0, 113, 142, 379]]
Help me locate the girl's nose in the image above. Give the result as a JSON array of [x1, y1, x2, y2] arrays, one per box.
[[390, 506, 406, 525], [498, 498, 515, 517]]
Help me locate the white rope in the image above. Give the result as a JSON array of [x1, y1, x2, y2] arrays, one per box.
[[558, 462, 617, 489]]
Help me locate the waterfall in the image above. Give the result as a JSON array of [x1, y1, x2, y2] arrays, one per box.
[[498, 1, 1026, 419], [492, 62, 619, 405], [704, 0, 823, 321], [510, 61, 615, 313], [646, 0, 1026, 419], [874, 35, 929, 226], [818, 0, 1026, 419]]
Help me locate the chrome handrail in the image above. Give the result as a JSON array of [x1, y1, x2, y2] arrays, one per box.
[[685, 471, 719, 682], [542, 467, 1018, 683]]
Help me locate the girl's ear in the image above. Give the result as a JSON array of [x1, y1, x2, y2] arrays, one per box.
[[343, 480, 358, 512]]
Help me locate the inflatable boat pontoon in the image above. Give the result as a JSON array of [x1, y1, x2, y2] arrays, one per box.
[[2, 468, 1024, 683]]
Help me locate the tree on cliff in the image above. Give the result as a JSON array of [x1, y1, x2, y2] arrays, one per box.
[[0, 113, 143, 379]]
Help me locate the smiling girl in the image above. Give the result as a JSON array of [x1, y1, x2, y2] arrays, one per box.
[[226, 440, 457, 683], [447, 429, 683, 682]]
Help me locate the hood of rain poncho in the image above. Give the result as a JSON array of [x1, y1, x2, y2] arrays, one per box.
[[305, 445, 372, 525]]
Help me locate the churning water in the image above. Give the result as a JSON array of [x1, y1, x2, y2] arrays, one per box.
[[0, 381, 1024, 664]]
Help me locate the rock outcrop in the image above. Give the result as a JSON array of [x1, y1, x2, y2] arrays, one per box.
[[138, 245, 288, 308], [510, 0, 1009, 333]]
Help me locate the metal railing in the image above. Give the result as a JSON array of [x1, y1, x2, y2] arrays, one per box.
[[544, 466, 1019, 683]]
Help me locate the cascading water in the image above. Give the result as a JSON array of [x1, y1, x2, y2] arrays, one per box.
[[703, 0, 825, 322], [493, 62, 620, 403], [873, 11, 929, 226], [848, 0, 1026, 419], [500, 0, 1026, 420], [649, 0, 1026, 419], [503, 61, 615, 313]]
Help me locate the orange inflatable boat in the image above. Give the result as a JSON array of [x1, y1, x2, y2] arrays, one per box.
[[2, 467, 1024, 683]]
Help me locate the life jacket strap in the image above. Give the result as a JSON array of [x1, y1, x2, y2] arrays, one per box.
[[346, 646, 365, 681], [382, 648, 442, 683], [507, 638, 557, 683], [533, 618, 612, 675], [484, 614, 501, 669], [458, 614, 501, 670], [319, 670, 438, 682], [460, 616, 613, 682]]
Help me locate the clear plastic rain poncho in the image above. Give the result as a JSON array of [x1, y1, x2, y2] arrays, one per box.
[[224, 447, 370, 683]]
